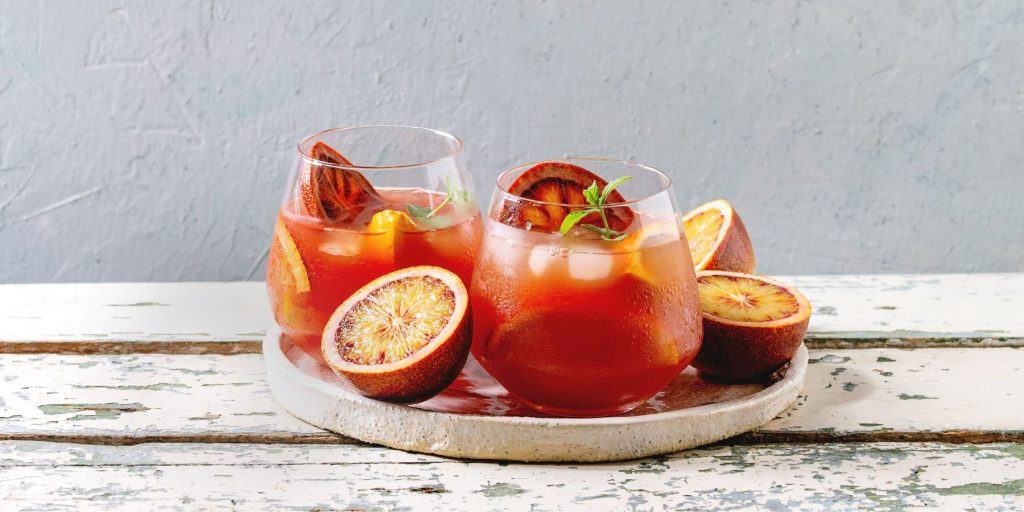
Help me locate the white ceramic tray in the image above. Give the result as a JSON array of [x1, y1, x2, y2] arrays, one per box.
[[264, 327, 806, 462]]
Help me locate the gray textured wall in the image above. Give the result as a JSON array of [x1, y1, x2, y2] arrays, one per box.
[[1, 0, 1022, 283]]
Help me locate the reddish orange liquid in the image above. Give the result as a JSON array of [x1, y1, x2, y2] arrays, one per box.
[[267, 189, 481, 353], [470, 220, 703, 417]]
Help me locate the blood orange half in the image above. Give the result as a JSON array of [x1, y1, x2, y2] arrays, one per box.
[[692, 271, 811, 381], [681, 199, 756, 273], [321, 266, 471, 403]]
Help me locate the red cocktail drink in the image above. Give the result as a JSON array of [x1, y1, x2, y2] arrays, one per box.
[[470, 159, 703, 417]]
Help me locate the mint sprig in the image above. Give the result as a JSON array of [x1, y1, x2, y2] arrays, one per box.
[[407, 176, 469, 221], [559, 175, 631, 241], [406, 204, 434, 218]]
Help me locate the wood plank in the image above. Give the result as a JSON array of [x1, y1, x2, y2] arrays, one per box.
[[0, 282, 268, 353], [1, 274, 1021, 353], [788, 273, 1024, 347], [0, 353, 326, 442], [1, 441, 1022, 510], [0, 348, 1020, 444], [754, 347, 1024, 442]]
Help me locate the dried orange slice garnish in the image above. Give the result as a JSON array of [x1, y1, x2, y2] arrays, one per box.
[[681, 199, 755, 273], [321, 266, 471, 403], [300, 142, 382, 224], [693, 271, 810, 381]]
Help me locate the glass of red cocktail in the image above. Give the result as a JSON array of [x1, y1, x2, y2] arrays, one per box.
[[470, 158, 703, 417], [267, 126, 481, 352]]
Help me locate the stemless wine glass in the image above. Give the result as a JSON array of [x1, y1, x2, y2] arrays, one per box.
[[470, 158, 703, 417], [266, 126, 481, 352]]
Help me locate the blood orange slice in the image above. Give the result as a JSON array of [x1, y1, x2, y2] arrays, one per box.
[[300, 141, 383, 224], [692, 271, 811, 381], [361, 208, 418, 263], [266, 220, 319, 343], [619, 218, 684, 282], [267, 220, 310, 294], [499, 162, 634, 233], [367, 209, 417, 234], [681, 199, 755, 273], [321, 266, 471, 403]]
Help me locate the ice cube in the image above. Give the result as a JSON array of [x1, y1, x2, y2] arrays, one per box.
[[529, 244, 567, 277], [320, 237, 362, 257], [567, 251, 615, 281]]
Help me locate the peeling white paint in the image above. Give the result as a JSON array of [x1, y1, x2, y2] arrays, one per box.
[[0, 347, 1020, 442], [1, 442, 1022, 510], [1, 275, 1020, 348]]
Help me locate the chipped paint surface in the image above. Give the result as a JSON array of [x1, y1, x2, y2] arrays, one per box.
[[0, 282, 270, 348], [784, 274, 1024, 346], [768, 348, 1024, 434], [0, 348, 1020, 443], [1, 275, 1022, 351], [37, 402, 148, 421], [0, 353, 320, 439], [0, 277, 1021, 507], [1, 442, 1022, 509]]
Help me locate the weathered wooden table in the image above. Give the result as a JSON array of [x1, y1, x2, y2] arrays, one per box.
[[1, 274, 1021, 510]]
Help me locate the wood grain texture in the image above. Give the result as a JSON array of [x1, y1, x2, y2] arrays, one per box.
[[0, 278, 1020, 508], [788, 274, 1024, 347], [1, 275, 1021, 353], [0, 282, 267, 353], [2, 441, 1022, 511], [0, 348, 1020, 444]]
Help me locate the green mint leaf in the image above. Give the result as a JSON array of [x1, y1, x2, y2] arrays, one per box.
[[583, 181, 601, 206], [409, 177, 462, 220], [407, 204, 433, 219], [600, 175, 632, 204], [560, 208, 598, 235]]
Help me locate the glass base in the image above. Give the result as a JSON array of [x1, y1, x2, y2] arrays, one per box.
[[518, 398, 647, 418]]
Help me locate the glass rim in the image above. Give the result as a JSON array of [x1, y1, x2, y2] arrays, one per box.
[[493, 157, 673, 208], [296, 125, 465, 171]]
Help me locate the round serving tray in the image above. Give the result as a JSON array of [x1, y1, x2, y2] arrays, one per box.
[[264, 327, 806, 462]]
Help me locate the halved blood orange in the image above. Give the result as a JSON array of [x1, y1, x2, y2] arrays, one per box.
[[499, 162, 635, 233], [300, 141, 383, 223], [692, 271, 811, 381], [681, 199, 756, 273], [321, 266, 471, 403]]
